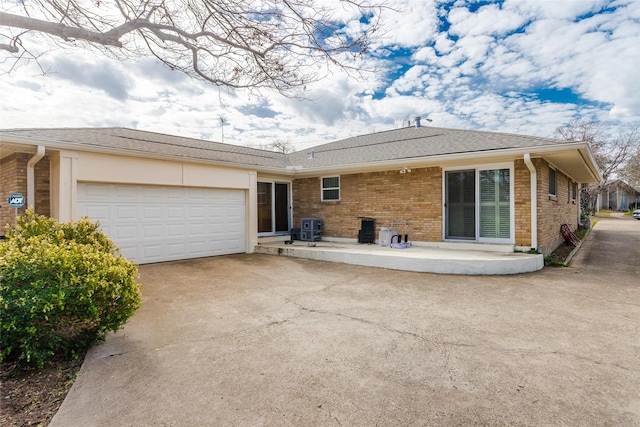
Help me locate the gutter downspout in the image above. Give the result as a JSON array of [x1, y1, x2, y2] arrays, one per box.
[[524, 153, 538, 251], [27, 145, 45, 209]]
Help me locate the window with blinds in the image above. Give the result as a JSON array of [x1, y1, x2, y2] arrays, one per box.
[[321, 176, 340, 201], [479, 169, 511, 239]]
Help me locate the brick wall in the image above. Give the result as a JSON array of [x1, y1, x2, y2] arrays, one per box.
[[293, 159, 578, 253], [0, 153, 50, 236], [535, 158, 579, 255], [292, 167, 443, 242], [514, 159, 532, 248]]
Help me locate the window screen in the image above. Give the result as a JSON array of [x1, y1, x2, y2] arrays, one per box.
[[549, 168, 557, 196], [322, 176, 340, 201]]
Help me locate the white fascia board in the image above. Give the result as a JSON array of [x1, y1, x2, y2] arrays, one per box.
[[577, 145, 602, 183], [289, 142, 594, 177]]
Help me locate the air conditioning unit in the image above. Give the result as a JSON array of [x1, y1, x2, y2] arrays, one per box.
[[301, 218, 322, 241]]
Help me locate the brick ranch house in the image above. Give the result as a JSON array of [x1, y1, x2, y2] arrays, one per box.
[[1, 126, 600, 264]]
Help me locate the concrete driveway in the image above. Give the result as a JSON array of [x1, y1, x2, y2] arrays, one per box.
[[52, 217, 640, 426]]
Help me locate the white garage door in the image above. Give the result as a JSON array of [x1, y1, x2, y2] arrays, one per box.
[[77, 183, 246, 264]]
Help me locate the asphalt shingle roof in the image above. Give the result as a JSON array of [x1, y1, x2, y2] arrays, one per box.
[[1, 125, 578, 172], [287, 126, 571, 169], [0, 127, 290, 169]]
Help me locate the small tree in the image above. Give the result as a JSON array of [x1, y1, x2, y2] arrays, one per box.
[[0, 0, 384, 97], [271, 139, 295, 154], [0, 209, 141, 368]]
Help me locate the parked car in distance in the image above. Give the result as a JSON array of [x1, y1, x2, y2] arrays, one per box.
[[633, 209, 640, 220]]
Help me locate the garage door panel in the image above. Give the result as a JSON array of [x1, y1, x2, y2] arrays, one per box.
[[115, 185, 138, 199], [114, 225, 137, 240], [190, 222, 207, 235], [188, 188, 208, 199], [167, 224, 186, 237], [227, 206, 244, 216], [167, 206, 185, 219], [166, 187, 187, 200], [143, 225, 163, 239], [188, 206, 206, 218], [83, 205, 110, 221], [225, 190, 245, 202], [142, 186, 163, 201], [226, 238, 244, 252], [143, 244, 163, 260], [143, 206, 163, 221], [78, 183, 246, 264], [118, 245, 138, 260], [115, 206, 137, 221], [189, 241, 207, 255], [81, 183, 110, 200], [167, 242, 187, 255]]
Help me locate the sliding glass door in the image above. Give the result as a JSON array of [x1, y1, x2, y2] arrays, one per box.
[[445, 166, 513, 243], [258, 182, 290, 234], [445, 170, 476, 239]]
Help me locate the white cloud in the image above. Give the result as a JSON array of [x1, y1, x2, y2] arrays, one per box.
[[504, 0, 613, 20], [1, 0, 638, 150], [374, 0, 439, 48], [448, 4, 527, 37]]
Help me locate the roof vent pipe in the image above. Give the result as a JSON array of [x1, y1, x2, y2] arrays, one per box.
[[415, 117, 421, 128]]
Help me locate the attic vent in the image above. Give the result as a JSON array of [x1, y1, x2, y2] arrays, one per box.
[[413, 116, 432, 128]]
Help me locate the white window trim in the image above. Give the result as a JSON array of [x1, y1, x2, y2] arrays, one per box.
[[321, 175, 340, 202], [441, 162, 515, 245], [570, 180, 577, 203]]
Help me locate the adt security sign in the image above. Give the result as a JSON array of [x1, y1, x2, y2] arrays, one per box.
[[8, 193, 25, 208]]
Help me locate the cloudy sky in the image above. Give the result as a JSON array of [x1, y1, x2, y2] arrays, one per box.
[[1, 0, 639, 151]]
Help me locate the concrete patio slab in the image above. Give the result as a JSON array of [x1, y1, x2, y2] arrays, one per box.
[[255, 240, 543, 275]]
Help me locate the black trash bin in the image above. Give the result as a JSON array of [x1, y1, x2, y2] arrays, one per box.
[[358, 217, 375, 244]]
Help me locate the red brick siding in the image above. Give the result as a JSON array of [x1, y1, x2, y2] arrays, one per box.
[[293, 160, 575, 252], [293, 167, 443, 242], [514, 159, 532, 248], [0, 153, 50, 236], [535, 158, 579, 255]]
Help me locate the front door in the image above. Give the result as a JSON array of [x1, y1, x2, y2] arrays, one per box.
[[258, 182, 290, 234], [445, 167, 512, 243]]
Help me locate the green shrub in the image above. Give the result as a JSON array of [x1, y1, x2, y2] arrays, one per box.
[[0, 209, 141, 368]]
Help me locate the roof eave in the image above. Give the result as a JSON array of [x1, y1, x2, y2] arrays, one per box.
[[0, 133, 291, 173], [289, 142, 601, 179]]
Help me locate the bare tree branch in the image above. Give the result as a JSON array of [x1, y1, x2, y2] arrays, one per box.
[[0, 0, 388, 96], [0, 12, 123, 47]]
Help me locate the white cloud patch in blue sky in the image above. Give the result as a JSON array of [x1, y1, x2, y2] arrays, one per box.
[[0, 0, 638, 149]]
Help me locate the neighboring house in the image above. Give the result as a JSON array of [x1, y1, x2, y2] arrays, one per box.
[[594, 179, 640, 211], [0, 124, 601, 264]]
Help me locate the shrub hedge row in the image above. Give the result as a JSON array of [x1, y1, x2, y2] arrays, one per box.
[[1, 209, 141, 368]]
